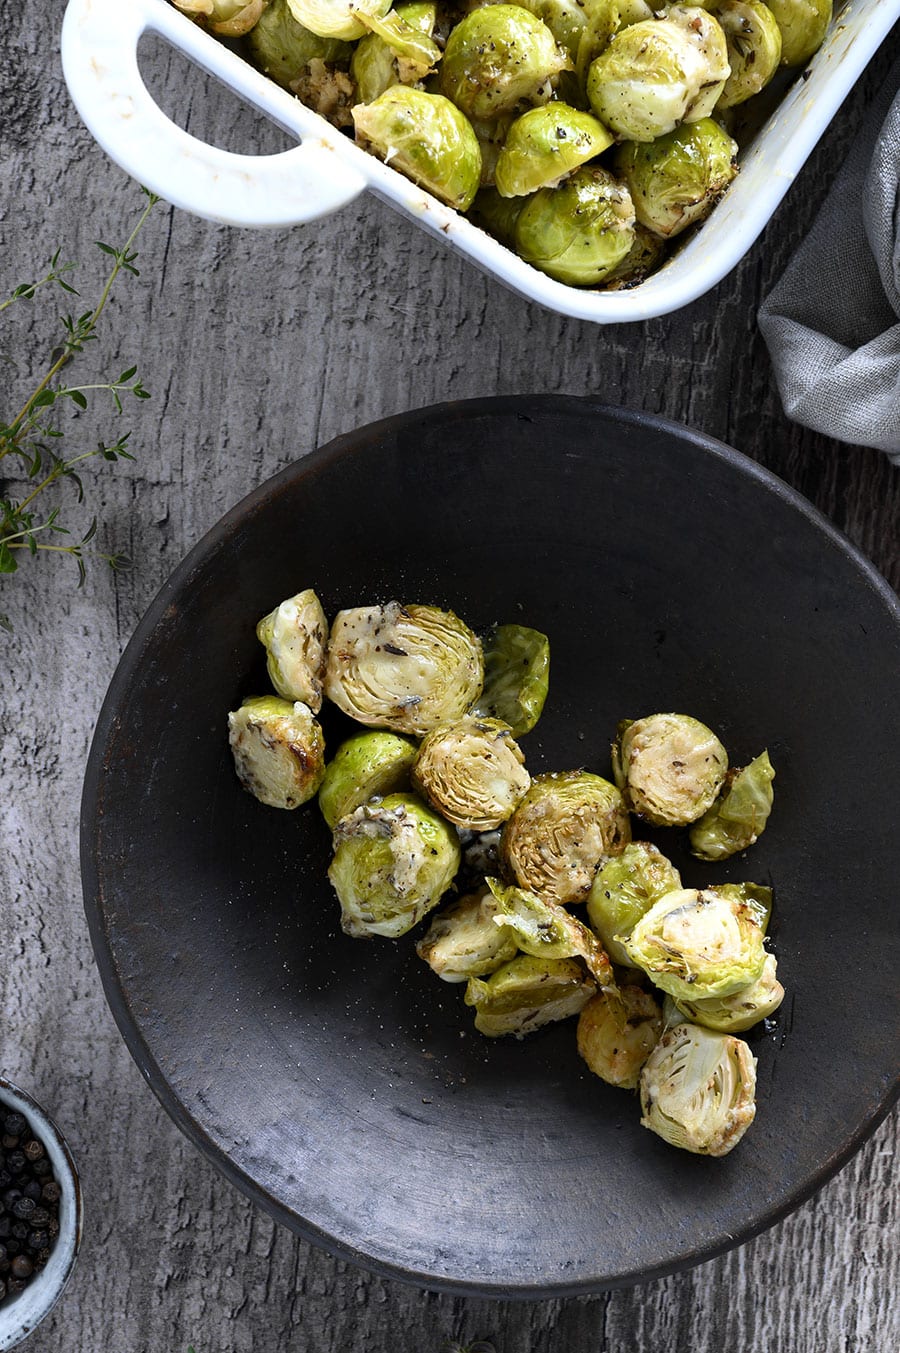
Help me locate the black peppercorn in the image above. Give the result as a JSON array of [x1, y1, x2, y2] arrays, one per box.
[[10, 1255, 33, 1280], [11, 1197, 35, 1221], [32, 1158, 51, 1178], [41, 1181, 60, 1204], [22, 1140, 44, 1162], [23, 1180, 42, 1203], [3, 1114, 27, 1138], [27, 1230, 48, 1252]]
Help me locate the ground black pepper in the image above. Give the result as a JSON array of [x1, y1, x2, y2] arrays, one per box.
[[0, 1109, 61, 1307]]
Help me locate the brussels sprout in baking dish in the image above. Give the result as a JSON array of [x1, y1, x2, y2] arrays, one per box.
[[351, 2, 439, 103], [514, 166, 637, 286], [495, 104, 614, 198], [247, 0, 353, 86], [173, 0, 266, 36], [713, 0, 783, 106], [439, 6, 570, 122], [766, 0, 832, 66], [353, 88, 483, 211], [615, 118, 738, 239]]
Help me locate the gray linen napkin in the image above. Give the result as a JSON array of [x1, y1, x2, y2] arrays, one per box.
[[758, 59, 900, 462]]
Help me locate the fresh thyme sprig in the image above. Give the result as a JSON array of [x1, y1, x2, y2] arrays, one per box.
[[0, 189, 159, 613]]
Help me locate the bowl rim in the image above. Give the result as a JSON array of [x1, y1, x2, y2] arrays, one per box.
[[0, 1077, 83, 1346], [80, 396, 900, 1296]]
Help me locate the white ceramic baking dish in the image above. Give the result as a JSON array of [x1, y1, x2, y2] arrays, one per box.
[[61, 0, 899, 323]]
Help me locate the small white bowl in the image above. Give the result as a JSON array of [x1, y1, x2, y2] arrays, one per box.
[[0, 1079, 82, 1352]]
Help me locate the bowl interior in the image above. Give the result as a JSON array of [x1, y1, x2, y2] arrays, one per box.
[[82, 397, 900, 1294]]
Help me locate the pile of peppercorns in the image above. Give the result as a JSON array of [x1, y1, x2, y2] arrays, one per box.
[[0, 1109, 61, 1305]]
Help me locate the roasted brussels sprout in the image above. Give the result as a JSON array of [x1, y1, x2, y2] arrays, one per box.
[[603, 223, 667, 288], [501, 770, 631, 906], [324, 601, 484, 736], [287, 0, 391, 40], [350, 3, 438, 102], [318, 729, 418, 829], [470, 187, 529, 245], [622, 885, 768, 1001], [352, 88, 483, 210], [765, 0, 831, 66], [577, 984, 663, 1089], [615, 118, 738, 239], [612, 712, 728, 826], [486, 876, 617, 988], [586, 8, 730, 142], [328, 792, 460, 937], [713, 0, 782, 106], [255, 588, 328, 711], [514, 165, 636, 286], [412, 716, 530, 830], [416, 883, 518, 981], [227, 695, 325, 809], [473, 623, 550, 735], [689, 750, 775, 860], [640, 1022, 757, 1155], [464, 954, 597, 1036], [673, 951, 784, 1032], [513, 0, 592, 61], [247, 0, 352, 86], [573, 0, 654, 88], [587, 840, 682, 967], [495, 104, 614, 197], [440, 6, 570, 122], [173, 0, 265, 36]]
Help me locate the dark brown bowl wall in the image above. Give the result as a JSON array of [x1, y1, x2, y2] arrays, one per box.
[[81, 397, 900, 1296]]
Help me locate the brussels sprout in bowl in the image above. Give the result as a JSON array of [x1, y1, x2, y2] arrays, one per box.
[[81, 397, 900, 1295]]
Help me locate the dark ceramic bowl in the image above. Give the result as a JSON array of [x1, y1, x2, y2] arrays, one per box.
[[81, 397, 900, 1297]]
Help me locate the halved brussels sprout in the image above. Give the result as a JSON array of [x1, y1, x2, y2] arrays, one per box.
[[615, 118, 738, 239], [501, 770, 631, 906], [495, 104, 614, 197], [256, 588, 328, 711], [324, 601, 484, 736], [486, 876, 617, 988], [574, 0, 654, 89], [514, 165, 636, 286], [640, 1022, 757, 1155], [673, 951, 784, 1032], [247, 0, 352, 87], [765, 0, 831, 66], [328, 792, 460, 937], [622, 885, 768, 1000], [352, 88, 483, 211], [318, 730, 418, 830], [603, 223, 667, 288], [412, 717, 530, 831], [228, 695, 325, 809], [473, 624, 550, 736], [440, 6, 570, 122], [586, 8, 730, 142], [416, 884, 518, 981], [714, 0, 782, 105], [513, 0, 592, 61], [351, 3, 438, 102], [577, 984, 662, 1089], [690, 750, 775, 860], [464, 954, 597, 1036], [287, 0, 391, 40], [587, 841, 682, 967], [612, 712, 728, 826], [470, 187, 530, 246], [173, 0, 265, 36]]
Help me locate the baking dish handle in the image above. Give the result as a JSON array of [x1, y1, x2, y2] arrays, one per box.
[[60, 0, 367, 227]]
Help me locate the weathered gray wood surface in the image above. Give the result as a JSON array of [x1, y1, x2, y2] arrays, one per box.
[[1, 6, 898, 1350]]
